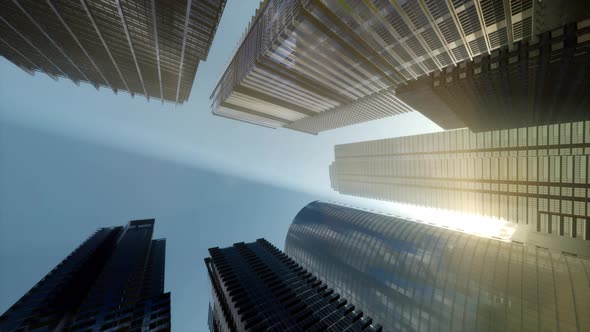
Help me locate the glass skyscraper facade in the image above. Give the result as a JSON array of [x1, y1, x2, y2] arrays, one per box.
[[211, 0, 589, 134], [0, 0, 226, 103], [331, 121, 590, 241], [0, 219, 170, 332], [205, 239, 383, 331], [285, 201, 590, 331]]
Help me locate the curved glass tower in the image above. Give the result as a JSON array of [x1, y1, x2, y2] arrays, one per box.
[[285, 201, 590, 331]]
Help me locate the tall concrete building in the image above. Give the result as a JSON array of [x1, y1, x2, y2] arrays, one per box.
[[330, 121, 590, 241], [211, 0, 589, 134], [205, 239, 382, 331], [0, 0, 226, 103], [0, 219, 170, 332], [285, 201, 590, 331]]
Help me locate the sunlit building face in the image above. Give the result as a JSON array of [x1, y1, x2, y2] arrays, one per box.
[[211, 0, 590, 134], [330, 121, 590, 241], [211, 0, 536, 133], [285, 201, 590, 332]]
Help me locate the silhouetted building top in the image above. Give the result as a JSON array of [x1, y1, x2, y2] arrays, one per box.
[[0, 0, 227, 103], [330, 121, 590, 241], [205, 238, 383, 332], [285, 201, 590, 331], [211, 0, 589, 134], [0, 219, 170, 332]]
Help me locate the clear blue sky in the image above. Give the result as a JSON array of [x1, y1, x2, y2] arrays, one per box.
[[0, 0, 440, 330]]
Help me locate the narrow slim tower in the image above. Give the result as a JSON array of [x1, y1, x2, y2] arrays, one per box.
[[205, 239, 382, 331], [0, 219, 170, 332], [330, 121, 590, 240], [285, 201, 590, 331]]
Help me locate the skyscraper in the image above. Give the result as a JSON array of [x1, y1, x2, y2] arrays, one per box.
[[211, 0, 589, 134], [0, 219, 170, 332], [0, 0, 227, 103], [330, 121, 590, 240], [285, 201, 590, 331], [205, 239, 383, 331], [396, 19, 590, 132]]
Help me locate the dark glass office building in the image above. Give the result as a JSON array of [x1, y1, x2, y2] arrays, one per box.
[[0, 0, 226, 103], [205, 239, 382, 332], [285, 201, 590, 331], [0, 219, 170, 332]]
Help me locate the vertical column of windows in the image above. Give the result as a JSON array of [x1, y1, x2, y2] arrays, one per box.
[[397, 223, 425, 330], [522, 247, 540, 332], [423, 228, 451, 330], [505, 244, 525, 331], [518, 127, 528, 147], [499, 129, 507, 149], [528, 126, 537, 147], [576, 219, 587, 240], [538, 125, 548, 148], [537, 249, 558, 332], [565, 255, 590, 330], [408, 224, 437, 330], [475, 239, 499, 331], [500, 191, 509, 222], [441, 231, 470, 329], [552, 252, 578, 331], [461, 237, 489, 331], [548, 124, 559, 150], [448, 235, 476, 331], [550, 199, 561, 235], [490, 241, 512, 329]]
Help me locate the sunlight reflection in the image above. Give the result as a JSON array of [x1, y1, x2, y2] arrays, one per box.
[[333, 199, 516, 241]]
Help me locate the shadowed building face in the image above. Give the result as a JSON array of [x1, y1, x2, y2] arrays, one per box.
[[205, 239, 383, 332], [0, 219, 171, 332], [285, 201, 590, 331]]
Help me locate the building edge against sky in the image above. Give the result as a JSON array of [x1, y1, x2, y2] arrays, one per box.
[[205, 239, 383, 331], [0, 0, 227, 103], [331, 121, 590, 242], [211, 0, 590, 134], [0, 219, 170, 332], [285, 201, 590, 331]]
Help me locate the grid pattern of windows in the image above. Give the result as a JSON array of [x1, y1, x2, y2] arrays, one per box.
[[285, 201, 590, 331], [211, 0, 537, 133], [0, 220, 171, 332], [0, 0, 226, 103], [0, 228, 122, 331], [205, 239, 383, 332], [331, 121, 590, 240], [396, 20, 590, 133]]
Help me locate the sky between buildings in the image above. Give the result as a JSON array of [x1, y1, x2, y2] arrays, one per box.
[[0, 0, 441, 330]]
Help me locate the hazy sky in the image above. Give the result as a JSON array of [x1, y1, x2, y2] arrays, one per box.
[[0, 0, 440, 330]]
